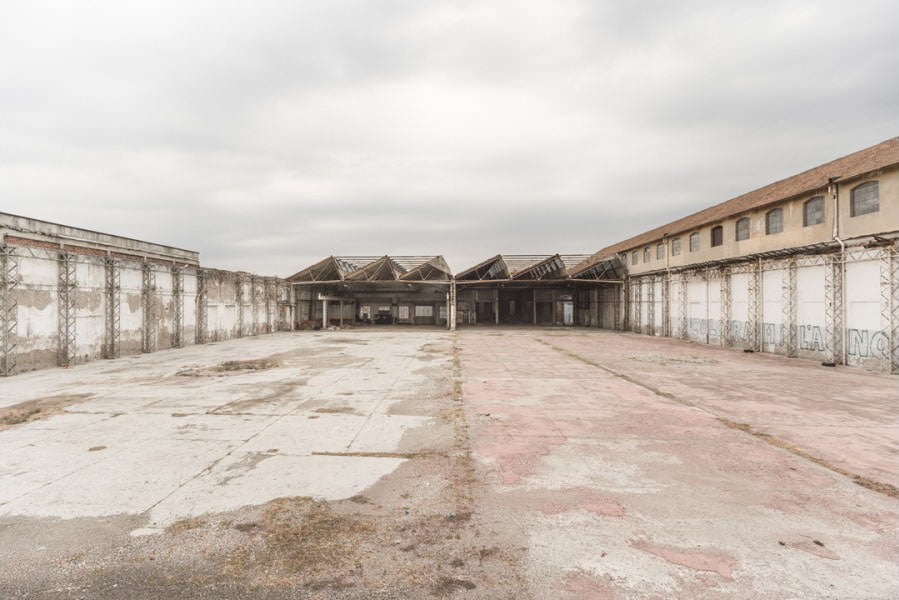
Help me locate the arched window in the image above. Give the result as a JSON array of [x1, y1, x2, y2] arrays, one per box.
[[710, 225, 723, 247], [644, 247, 651, 262], [671, 238, 681, 256], [765, 208, 783, 235], [689, 232, 700, 252], [850, 181, 879, 216], [631, 250, 638, 265], [803, 196, 825, 226], [656, 243, 665, 259], [735, 217, 750, 241]]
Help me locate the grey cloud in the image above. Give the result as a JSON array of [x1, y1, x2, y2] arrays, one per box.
[[2, 0, 897, 277]]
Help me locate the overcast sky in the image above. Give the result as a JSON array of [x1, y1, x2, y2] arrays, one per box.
[[2, 1, 897, 275]]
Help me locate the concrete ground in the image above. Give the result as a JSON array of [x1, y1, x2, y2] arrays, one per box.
[[1, 328, 897, 598]]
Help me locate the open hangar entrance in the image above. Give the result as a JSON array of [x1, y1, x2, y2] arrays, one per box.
[[453, 254, 625, 327], [287, 255, 453, 328]]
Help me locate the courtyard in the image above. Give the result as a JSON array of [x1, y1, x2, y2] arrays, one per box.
[[1, 328, 896, 598]]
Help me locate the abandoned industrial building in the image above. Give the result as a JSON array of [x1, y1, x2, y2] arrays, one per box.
[[0, 136, 896, 376], [288, 255, 454, 328], [3, 138, 898, 599]]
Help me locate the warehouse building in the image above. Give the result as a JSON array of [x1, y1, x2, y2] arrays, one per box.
[[1, 138, 896, 375], [581, 136, 898, 373], [287, 255, 453, 328], [0, 213, 293, 375], [454, 254, 625, 327]]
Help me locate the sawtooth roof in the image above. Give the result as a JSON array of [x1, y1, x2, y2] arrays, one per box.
[[288, 255, 452, 282], [455, 254, 593, 280]]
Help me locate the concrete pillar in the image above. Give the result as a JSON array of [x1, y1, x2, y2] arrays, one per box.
[[449, 281, 457, 331], [322, 299, 328, 329], [532, 288, 537, 324], [494, 287, 499, 324], [339, 300, 343, 328]]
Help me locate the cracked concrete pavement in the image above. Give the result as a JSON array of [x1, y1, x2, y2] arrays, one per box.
[[1, 327, 897, 598]]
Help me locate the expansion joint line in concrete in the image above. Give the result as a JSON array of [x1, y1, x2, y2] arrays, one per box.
[[344, 354, 411, 452], [141, 373, 330, 517], [1, 245, 18, 376], [448, 337, 476, 513], [532, 336, 898, 499]]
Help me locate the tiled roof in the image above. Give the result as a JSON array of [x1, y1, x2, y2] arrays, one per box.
[[574, 136, 899, 271]]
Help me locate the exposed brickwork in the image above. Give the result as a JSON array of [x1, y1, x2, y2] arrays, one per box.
[[3, 235, 61, 250]]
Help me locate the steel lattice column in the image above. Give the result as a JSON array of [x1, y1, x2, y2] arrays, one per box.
[[782, 259, 797, 357], [880, 247, 898, 373], [236, 277, 244, 337], [617, 279, 627, 331], [58, 253, 77, 367], [747, 263, 761, 351], [265, 279, 275, 333], [104, 258, 121, 359], [172, 266, 183, 348], [142, 262, 157, 353], [632, 279, 641, 333], [823, 254, 842, 365], [1, 246, 19, 376], [646, 276, 656, 336], [889, 247, 899, 374], [661, 273, 670, 337], [249, 277, 258, 335], [678, 274, 688, 340], [720, 267, 731, 347], [196, 269, 208, 344]]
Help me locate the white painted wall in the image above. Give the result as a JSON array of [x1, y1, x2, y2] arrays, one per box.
[[731, 273, 750, 348], [796, 265, 825, 359], [761, 268, 784, 354], [621, 247, 896, 373], [845, 258, 883, 369]]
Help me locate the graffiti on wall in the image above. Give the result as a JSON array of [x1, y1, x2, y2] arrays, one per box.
[[682, 319, 885, 358], [847, 328, 888, 358]]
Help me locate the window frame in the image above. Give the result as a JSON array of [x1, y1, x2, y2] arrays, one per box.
[[735, 217, 750, 241], [671, 237, 681, 256], [803, 196, 825, 226], [765, 208, 783, 235], [643, 247, 651, 263], [656, 243, 665, 260], [710, 225, 724, 247], [689, 232, 700, 252], [631, 250, 638, 265], [850, 181, 879, 217]]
